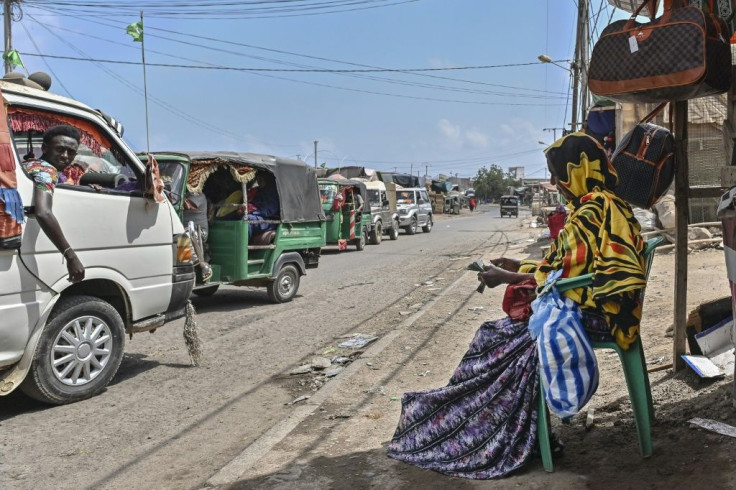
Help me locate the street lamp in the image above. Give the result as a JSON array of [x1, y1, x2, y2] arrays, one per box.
[[538, 53, 583, 132]]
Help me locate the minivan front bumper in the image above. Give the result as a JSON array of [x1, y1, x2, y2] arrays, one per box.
[[165, 264, 195, 321]]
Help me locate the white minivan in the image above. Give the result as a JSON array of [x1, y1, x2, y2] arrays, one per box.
[[0, 79, 195, 404]]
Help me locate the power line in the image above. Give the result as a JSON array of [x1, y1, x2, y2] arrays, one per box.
[[39, 11, 570, 98], [25, 0, 421, 19], [19, 52, 567, 107]]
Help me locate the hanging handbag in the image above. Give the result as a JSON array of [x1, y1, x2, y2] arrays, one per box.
[[610, 103, 676, 208], [589, 1, 732, 103], [528, 271, 599, 419]]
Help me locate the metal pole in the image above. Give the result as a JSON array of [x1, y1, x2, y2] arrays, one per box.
[[313, 140, 318, 168], [3, 1, 13, 75], [140, 11, 151, 154], [570, 0, 586, 131]]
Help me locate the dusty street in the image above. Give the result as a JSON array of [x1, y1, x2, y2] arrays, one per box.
[[3, 205, 736, 490], [0, 205, 531, 489]]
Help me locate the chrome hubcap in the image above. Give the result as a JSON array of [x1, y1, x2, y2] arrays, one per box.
[[51, 316, 113, 386], [279, 274, 294, 295]]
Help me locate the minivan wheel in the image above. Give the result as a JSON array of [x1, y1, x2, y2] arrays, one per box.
[[405, 216, 417, 235], [267, 264, 300, 303], [370, 221, 382, 245], [192, 284, 219, 297], [389, 219, 400, 240], [422, 215, 433, 233], [21, 295, 125, 405]]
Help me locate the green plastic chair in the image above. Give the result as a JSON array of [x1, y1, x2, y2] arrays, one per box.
[[537, 236, 665, 472]]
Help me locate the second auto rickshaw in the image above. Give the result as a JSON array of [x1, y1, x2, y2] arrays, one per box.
[[318, 178, 372, 251], [147, 151, 326, 303]]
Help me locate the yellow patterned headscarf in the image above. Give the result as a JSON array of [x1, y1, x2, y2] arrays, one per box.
[[539, 132, 646, 349]]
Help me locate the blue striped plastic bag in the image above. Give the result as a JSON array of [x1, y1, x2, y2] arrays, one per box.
[[528, 271, 599, 419]]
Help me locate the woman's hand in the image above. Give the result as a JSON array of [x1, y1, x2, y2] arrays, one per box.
[[488, 257, 520, 272], [477, 266, 510, 289]]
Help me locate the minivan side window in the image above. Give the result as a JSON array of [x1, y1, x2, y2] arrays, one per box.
[[9, 106, 142, 195]]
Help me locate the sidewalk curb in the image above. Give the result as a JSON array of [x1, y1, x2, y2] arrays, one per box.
[[205, 269, 473, 487]]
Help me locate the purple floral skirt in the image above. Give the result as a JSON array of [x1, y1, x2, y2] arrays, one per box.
[[387, 316, 539, 479]]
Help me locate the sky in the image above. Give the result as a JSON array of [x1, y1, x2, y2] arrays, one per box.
[[8, 0, 627, 180]]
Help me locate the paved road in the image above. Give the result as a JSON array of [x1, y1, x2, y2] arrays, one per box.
[[0, 205, 532, 489]]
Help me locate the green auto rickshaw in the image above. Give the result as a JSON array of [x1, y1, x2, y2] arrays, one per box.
[[318, 178, 372, 251], [144, 151, 326, 302]]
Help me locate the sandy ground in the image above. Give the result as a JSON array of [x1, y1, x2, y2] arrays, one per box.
[[225, 234, 736, 489]]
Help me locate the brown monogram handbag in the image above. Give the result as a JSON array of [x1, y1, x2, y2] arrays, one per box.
[[588, 1, 731, 103]]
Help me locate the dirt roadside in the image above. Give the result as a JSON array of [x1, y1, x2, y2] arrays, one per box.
[[221, 238, 736, 489]]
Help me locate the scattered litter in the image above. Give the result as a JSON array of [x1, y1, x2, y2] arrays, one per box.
[[366, 362, 373, 366], [530, 222, 538, 228], [436, 278, 444, 281], [310, 357, 332, 370], [364, 412, 382, 419], [414, 284, 421, 287], [409, 303, 423, 310], [339, 334, 379, 349], [325, 367, 344, 378], [337, 281, 375, 290], [328, 413, 352, 419], [399, 311, 413, 316], [417, 370, 431, 377], [368, 385, 385, 395], [290, 365, 312, 375], [646, 356, 666, 365], [681, 355, 725, 378], [448, 257, 471, 262], [332, 357, 351, 365], [390, 396, 398, 401], [468, 306, 485, 312], [585, 408, 595, 430], [688, 418, 736, 438], [286, 395, 310, 406], [427, 288, 441, 292], [322, 346, 337, 355], [540, 229, 551, 239], [422, 280, 435, 286]]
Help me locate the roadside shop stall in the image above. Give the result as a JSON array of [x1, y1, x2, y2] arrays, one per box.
[[591, 0, 736, 400]]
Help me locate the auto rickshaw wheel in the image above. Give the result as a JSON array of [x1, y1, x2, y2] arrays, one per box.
[[405, 216, 417, 235], [370, 221, 382, 245], [267, 264, 300, 303], [355, 229, 367, 251], [389, 219, 399, 240]]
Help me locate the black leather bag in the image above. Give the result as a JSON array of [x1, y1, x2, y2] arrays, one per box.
[[588, 2, 731, 103], [611, 103, 676, 208]]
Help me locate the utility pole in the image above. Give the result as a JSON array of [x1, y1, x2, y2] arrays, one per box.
[[571, 0, 589, 132], [313, 140, 318, 169], [543, 127, 564, 141], [425, 164, 429, 179], [409, 163, 413, 176], [3, 0, 14, 74]]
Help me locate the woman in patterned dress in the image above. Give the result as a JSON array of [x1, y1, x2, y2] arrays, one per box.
[[387, 128, 646, 479]]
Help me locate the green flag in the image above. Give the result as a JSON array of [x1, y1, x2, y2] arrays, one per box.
[[2, 49, 23, 68], [126, 21, 143, 42]]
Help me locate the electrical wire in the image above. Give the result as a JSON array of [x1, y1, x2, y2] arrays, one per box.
[[25, 0, 420, 20], [19, 21, 75, 98]]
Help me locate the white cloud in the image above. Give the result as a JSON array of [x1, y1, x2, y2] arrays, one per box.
[[428, 57, 455, 69], [437, 119, 489, 150]]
